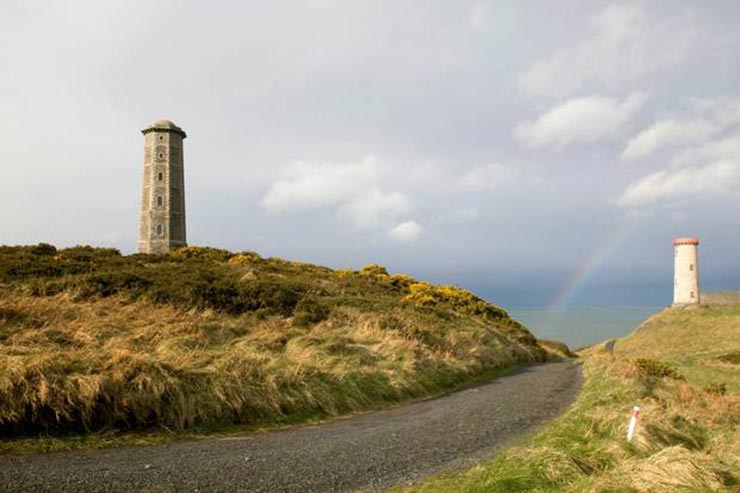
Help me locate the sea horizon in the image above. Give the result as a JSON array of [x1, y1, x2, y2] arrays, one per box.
[[508, 305, 663, 349]]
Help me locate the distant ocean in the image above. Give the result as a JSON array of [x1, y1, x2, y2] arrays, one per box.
[[508, 306, 662, 349]]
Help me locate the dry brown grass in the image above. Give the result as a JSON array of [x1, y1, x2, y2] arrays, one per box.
[[0, 287, 543, 440], [595, 445, 723, 493]]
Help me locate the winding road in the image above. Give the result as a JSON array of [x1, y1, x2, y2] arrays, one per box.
[[1, 360, 581, 492]]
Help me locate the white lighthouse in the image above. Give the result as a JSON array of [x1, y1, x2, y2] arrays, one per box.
[[673, 237, 700, 306]]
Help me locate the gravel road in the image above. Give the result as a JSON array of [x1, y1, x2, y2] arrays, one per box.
[[1, 360, 581, 492]]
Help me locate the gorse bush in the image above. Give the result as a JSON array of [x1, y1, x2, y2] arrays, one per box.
[[168, 246, 232, 262], [403, 282, 508, 320], [388, 274, 416, 289], [228, 251, 263, 266], [0, 245, 306, 316], [359, 264, 389, 277], [0, 245, 523, 326]]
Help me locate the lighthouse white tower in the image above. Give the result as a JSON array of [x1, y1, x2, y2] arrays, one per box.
[[673, 237, 700, 306]]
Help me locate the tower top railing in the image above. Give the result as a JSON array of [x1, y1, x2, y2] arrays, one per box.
[[673, 237, 699, 246]]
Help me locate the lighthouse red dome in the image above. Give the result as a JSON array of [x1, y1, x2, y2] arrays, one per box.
[[673, 237, 699, 246]]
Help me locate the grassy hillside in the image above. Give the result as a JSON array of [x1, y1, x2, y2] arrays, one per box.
[[616, 303, 740, 392], [0, 244, 546, 449], [403, 299, 740, 492]]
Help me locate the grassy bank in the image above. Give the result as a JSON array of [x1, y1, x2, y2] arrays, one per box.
[[401, 301, 740, 492], [615, 303, 740, 392], [0, 244, 546, 451]]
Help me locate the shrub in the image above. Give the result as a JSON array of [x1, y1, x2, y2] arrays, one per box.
[[634, 358, 684, 380], [389, 274, 416, 289], [30, 243, 57, 256], [0, 245, 305, 316], [228, 251, 262, 266], [1, 255, 63, 281], [359, 264, 389, 277], [59, 245, 121, 262], [293, 297, 331, 326], [238, 281, 304, 315], [77, 270, 154, 298], [169, 246, 233, 262], [403, 282, 508, 320]]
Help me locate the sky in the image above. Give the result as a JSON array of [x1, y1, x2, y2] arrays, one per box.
[[1, 1, 739, 308]]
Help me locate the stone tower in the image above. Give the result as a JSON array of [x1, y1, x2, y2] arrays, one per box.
[[138, 119, 187, 254], [673, 237, 700, 305]]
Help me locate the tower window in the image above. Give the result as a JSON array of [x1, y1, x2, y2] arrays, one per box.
[[157, 172, 163, 181], [158, 152, 165, 159], [690, 291, 695, 298], [689, 264, 694, 271], [157, 196, 163, 206], [156, 224, 163, 235], [158, 135, 164, 141]]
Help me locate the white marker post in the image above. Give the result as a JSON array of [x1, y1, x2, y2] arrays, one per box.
[[626, 405, 640, 442]]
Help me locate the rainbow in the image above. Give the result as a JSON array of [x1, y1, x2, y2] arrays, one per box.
[[547, 220, 634, 312]]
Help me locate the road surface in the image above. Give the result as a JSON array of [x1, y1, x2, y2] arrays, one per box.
[[1, 360, 581, 492]]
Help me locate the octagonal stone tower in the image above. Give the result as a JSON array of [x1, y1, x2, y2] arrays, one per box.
[[138, 119, 187, 254], [673, 237, 700, 306]]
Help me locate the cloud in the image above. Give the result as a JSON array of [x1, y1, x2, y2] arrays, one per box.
[[621, 117, 719, 161], [519, 4, 693, 97], [261, 155, 410, 228], [261, 156, 377, 212], [340, 187, 410, 228], [515, 93, 647, 150], [672, 135, 740, 166], [688, 96, 740, 127], [388, 220, 422, 242], [455, 163, 519, 192], [622, 96, 740, 161], [616, 159, 740, 208]]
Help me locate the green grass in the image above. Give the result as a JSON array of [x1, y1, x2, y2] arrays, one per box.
[[615, 304, 740, 392], [401, 300, 740, 493], [0, 244, 548, 453]]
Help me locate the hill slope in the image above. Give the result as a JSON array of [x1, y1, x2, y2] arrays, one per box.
[[0, 244, 545, 445], [403, 297, 740, 493], [616, 302, 740, 391]]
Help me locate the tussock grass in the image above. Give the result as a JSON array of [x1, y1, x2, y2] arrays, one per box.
[[401, 299, 740, 493], [0, 245, 546, 449]]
